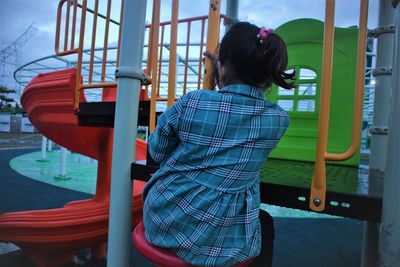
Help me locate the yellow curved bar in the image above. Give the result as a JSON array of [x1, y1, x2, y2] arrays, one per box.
[[55, 0, 69, 56], [324, 0, 369, 161], [149, 0, 161, 133], [203, 0, 221, 90], [310, 0, 369, 212], [167, 0, 179, 108], [309, 0, 335, 212]]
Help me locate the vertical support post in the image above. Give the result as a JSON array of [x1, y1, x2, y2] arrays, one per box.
[[48, 140, 53, 152], [167, 0, 179, 108], [309, 0, 335, 211], [149, 0, 161, 132], [369, 1, 395, 171], [59, 147, 67, 177], [378, 3, 400, 266], [203, 0, 221, 90], [106, 0, 147, 266], [74, 0, 87, 110], [37, 135, 49, 162], [225, 0, 238, 33], [54, 147, 70, 180], [41, 136, 47, 159], [361, 1, 395, 266]]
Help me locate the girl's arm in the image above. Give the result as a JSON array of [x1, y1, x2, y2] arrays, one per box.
[[147, 95, 187, 162]]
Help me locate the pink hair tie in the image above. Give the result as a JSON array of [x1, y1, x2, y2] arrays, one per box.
[[257, 27, 273, 43]]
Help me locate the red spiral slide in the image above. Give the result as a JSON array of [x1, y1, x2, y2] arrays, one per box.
[[0, 68, 146, 267]]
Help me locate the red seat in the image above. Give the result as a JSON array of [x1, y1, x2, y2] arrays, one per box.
[[132, 221, 253, 267]]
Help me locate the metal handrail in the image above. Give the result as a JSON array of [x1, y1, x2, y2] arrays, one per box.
[[55, 0, 226, 110], [310, 0, 369, 211]]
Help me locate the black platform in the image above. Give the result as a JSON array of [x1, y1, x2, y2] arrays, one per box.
[[259, 159, 382, 222], [78, 101, 383, 223], [78, 101, 158, 127]]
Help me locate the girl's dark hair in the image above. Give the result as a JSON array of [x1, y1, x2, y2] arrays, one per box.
[[218, 22, 295, 89]]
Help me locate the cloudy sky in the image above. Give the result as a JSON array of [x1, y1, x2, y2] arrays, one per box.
[[1, 0, 380, 94]]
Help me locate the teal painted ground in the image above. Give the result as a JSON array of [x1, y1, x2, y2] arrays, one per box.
[[10, 150, 98, 195], [9, 150, 338, 219]]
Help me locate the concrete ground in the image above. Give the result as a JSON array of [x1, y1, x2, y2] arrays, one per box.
[[0, 132, 42, 149]]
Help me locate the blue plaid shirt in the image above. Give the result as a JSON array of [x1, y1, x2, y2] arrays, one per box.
[[143, 84, 289, 267]]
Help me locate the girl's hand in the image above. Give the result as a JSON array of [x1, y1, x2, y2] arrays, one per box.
[[203, 50, 218, 69], [203, 51, 219, 90]]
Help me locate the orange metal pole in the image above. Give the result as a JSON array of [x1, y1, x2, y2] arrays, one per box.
[[183, 21, 191, 95], [74, 0, 87, 110], [324, 0, 369, 161], [149, 0, 161, 132], [167, 0, 179, 107], [203, 0, 221, 90], [197, 19, 206, 89], [144, 29, 152, 98], [55, 0, 68, 55], [71, 0, 78, 49], [64, 0, 71, 51], [89, 0, 99, 84], [309, 0, 335, 212], [101, 0, 112, 82], [157, 25, 165, 96]]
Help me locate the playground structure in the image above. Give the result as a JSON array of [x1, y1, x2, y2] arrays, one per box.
[[0, 0, 399, 267]]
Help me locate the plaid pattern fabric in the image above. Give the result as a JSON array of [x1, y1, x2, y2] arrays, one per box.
[[143, 84, 289, 267]]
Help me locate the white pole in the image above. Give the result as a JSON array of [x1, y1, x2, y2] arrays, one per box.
[[379, 3, 400, 266], [107, 0, 147, 266], [369, 1, 395, 171], [38, 135, 48, 162], [361, 1, 395, 266], [54, 147, 70, 180], [48, 140, 53, 152], [225, 0, 238, 34], [60, 147, 67, 177]]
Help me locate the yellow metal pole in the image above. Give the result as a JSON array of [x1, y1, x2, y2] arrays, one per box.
[[167, 0, 179, 107], [74, 0, 87, 110], [89, 0, 99, 84], [324, 0, 369, 161], [101, 0, 112, 82], [203, 0, 221, 90], [71, 0, 78, 50], [64, 0, 71, 51], [149, 0, 161, 133], [309, 0, 335, 212]]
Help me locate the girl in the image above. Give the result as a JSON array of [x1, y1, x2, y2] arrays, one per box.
[[142, 22, 295, 267]]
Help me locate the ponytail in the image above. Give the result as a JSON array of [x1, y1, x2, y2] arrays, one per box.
[[218, 22, 295, 90]]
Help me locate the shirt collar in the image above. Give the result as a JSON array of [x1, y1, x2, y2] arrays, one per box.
[[218, 84, 265, 100]]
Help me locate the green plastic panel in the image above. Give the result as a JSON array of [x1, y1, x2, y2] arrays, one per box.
[[266, 19, 360, 166]]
